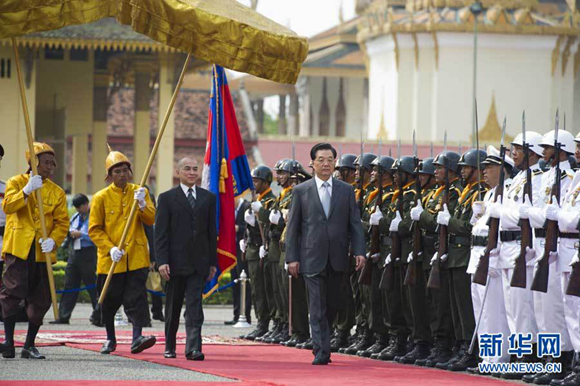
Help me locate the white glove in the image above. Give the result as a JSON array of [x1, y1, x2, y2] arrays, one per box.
[[244, 209, 256, 227], [440, 253, 448, 262], [408, 251, 414, 263], [370, 207, 383, 226], [509, 246, 536, 265], [239, 239, 247, 253], [489, 248, 500, 258], [410, 200, 424, 221], [39, 238, 55, 253], [23, 174, 43, 196], [519, 195, 532, 220], [558, 210, 580, 233], [436, 204, 451, 226], [488, 198, 502, 219], [284, 262, 289, 272], [269, 210, 281, 225], [134, 187, 147, 209], [251, 201, 263, 212], [472, 201, 486, 217], [109, 247, 125, 263], [430, 252, 438, 266], [544, 197, 560, 221], [389, 211, 402, 232], [570, 251, 579, 266], [548, 251, 558, 265], [370, 253, 380, 260], [384, 253, 392, 266], [488, 267, 501, 278], [259, 245, 267, 259]]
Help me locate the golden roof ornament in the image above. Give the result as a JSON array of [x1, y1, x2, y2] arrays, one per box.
[[471, 94, 514, 144]]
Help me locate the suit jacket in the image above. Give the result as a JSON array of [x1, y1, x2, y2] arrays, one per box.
[[155, 185, 217, 277], [235, 200, 251, 257], [285, 177, 365, 275]]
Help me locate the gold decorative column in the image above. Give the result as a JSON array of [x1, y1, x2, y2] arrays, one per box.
[[92, 82, 108, 193], [71, 134, 88, 194]]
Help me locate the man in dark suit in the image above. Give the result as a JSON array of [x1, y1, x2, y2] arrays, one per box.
[[286, 142, 366, 365], [155, 157, 217, 361], [225, 197, 252, 325]]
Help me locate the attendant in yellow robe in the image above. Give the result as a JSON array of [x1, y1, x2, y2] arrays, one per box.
[[89, 147, 156, 355], [0, 143, 69, 359]]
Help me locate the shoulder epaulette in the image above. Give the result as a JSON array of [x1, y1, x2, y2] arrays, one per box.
[[404, 189, 416, 195], [533, 169, 543, 175], [563, 173, 572, 180], [451, 187, 462, 195]]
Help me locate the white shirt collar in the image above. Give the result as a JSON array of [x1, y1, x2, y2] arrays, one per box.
[[314, 175, 333, 190], [180, 183, 196, 198]]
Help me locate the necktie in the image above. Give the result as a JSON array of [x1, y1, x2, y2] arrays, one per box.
[[187, 188, 196, 210], [321, 181, 331, 217]]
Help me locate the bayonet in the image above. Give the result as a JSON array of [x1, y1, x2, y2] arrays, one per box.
[[397, 138, 401, 160], [522, 110, 526, 144], [443, 131, 447, 153], [500, 117, 506, 147], [459, 140, 463, 155], [430, 141, 434, 157], [413, 130, 417, 157], [379, 137, 382, 158], [475, 98, 482, 199], [389, 147, 392, 157]]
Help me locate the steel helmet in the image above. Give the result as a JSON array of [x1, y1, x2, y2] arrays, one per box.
[[391, 156, 416, 174], [371, 156, 395, 172], [251, 165, 273, 183], [274, 158, 291, 171], [432, 151, 461, 173], [419, 157, 435, 176], [353, 153, 377, 171], [458, 149, 488, 170], [336, 154, 357, 170]]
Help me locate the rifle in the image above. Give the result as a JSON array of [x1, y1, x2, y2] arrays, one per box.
[[427, 132, 448, 289], [511, 111, 532, 288], [473, 118, 507, 286], [380, 139, 402, 290], [532, 111, 561, 293], [251, 190, 268, 269], [360, 139, 382, 286], [405, 131, 421, 286]]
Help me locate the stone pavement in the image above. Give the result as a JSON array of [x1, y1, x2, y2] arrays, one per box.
[[0, 303, 254, 382]]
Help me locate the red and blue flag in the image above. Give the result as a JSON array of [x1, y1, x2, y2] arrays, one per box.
[[202, 65, 254, 297]]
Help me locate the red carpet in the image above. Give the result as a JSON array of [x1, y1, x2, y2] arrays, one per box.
[[0, 382, 268, 386], [66, 342, 514, 386]]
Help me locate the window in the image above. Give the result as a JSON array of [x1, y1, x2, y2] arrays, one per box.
[[45, 48, 64, 60], [70, 48, 88, 61], [0, 58, 10, 78]]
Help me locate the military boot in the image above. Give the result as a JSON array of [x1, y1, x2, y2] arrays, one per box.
[[447, 349, 478, 371], [331, 330, 351, 353], [344, 329, 373, 355], [502, 344, 538, 380], [358, 335, 389, 358], [256, 321, 279, 342], [377, 335, 407, 361], [242, 325, 269, 341], [551, 364, 580, 386], [371, 335, 396, 360], [398, 342, 432, 365], [417, 341, 446, 367], [435, 341, 465, 370]]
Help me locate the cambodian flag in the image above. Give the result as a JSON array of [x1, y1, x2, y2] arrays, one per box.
[[202, 65, 254, 297]]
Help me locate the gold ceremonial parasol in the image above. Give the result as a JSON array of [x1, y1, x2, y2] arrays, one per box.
[[2, 0, 308, 316], [0, 0, 308, 84]]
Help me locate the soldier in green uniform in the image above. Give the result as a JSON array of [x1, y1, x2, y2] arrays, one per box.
[[359, 155, 395, 358], [340, 153, 377, 355], [436, 149, 487, 371], [414, 151, 463, 367], [283, 161, 312, 348], [330, 154, 358, 351], [255, 159, 291, 343], [239, 166, 276, 340], [408, 158, 440, 366]]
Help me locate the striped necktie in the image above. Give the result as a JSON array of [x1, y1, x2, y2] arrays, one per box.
[[187, 188, 196, 210]]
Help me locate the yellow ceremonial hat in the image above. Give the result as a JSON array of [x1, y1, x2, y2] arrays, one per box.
[[25, 142, 55, 164], [105, 144, 132, 178]]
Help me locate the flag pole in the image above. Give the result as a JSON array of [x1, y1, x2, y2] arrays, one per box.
[[98, 53, 192, 305], [11, 38, 59, 319]]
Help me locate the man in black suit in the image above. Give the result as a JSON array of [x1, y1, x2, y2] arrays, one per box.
[[225, 197, 252, 325], [286, 143, 366, 365], [155, 157, 217, 361]]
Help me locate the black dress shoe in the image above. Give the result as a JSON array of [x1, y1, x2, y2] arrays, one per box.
[[186, 351, 205, 361], [447, 353, 478, 372], [224, 319, 238, 325], [164, 350, 176, 358], [0, 342, 15, 359], [101, 340, 117, 354], [152, 313, 165, 322], [21, 347, 45, 359], [49, 319, 69, 325], [131, 335, 157, 354], [312, 356, 330, 365]]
